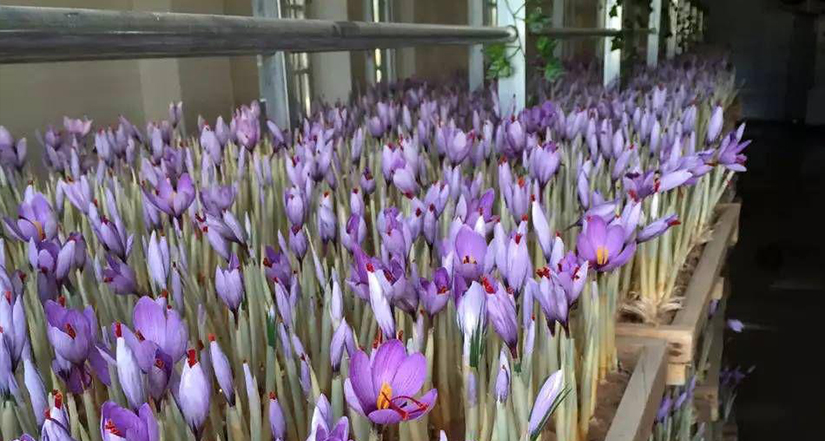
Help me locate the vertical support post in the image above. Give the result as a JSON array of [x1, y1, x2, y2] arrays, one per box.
[[552, 0, 564, 58], [253, 0, 290, 130], [698, 8, 704, 42], [647, 0, 662, 67], [468, 0, 484, 92], [602, 0, 621, 87], [675, 0, 683, 55], [497, 0, 525, 115], [364, 0, 377, 85], [666, 0, 678, 59]]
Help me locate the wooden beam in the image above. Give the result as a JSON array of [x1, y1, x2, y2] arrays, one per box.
[[617, 204, 741, 385], [605, 337, 668, 441]]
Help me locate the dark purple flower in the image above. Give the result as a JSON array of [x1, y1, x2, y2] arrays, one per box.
[[100, 401, 159, 441], [3, 187, 57, 243], [263, 246, 292, 287], [342, 213, 367, 253], [360, 167, 376, 195], [344, 339, 436, 424], [142, 173, 196, 218]]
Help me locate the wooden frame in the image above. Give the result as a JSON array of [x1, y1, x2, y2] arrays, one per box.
[[616, 203, 741, 385], [603, 337, 669, 441]]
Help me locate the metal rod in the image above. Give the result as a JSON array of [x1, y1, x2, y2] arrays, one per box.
[[0, 5, 515, 64], [534, 27, 655, 38]]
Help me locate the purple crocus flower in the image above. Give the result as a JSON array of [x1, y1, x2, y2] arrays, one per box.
[[208, 334, 236, 406], [341, 214, 367, 253], [200, 184, 235, 216], [215, 254, 244, 315], [1, 285, 28, 370], [178, 348, 210, 437], [289, 225, 308, 260], [317, 192, 337, 244], [656, 394, 673, 422], [263, 246, 292, 288], [495, 349, 511, 402], [133, 296, 188, 363], [103, 255, 139, 296], [88, 202, 133, 261], [142, 173, 196, 218], [454, 226, 487, 281], [268, 392, 286, 441], [483, 276, 518, 355], [504, 225, 531, 292], [527, 370, 566, 437], [308, 395, 351, 441], [366, 262, 395, 339], [715, 130, 751, 172], [706, 106, 723, 144], [360, 167, 376, 195], [45, 300, 94, 365], [577, 215, 636, 272], [146, 231, 169, 290], [100, 401, 159, 441], [235, 108, 260, 151], [727, 319, 744, 333], [344, 339, 437, 424], [60, 176, 94, 215], [638, 214, 680, 243], [113, 322, 147, 410], [0, 126, 26, 171], [284, 186, 306, 226], [529, 141, 561, 190], [3, 187, 57, 243], [418, 267, 450, 317]]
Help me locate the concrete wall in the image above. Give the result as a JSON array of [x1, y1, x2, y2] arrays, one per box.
[[308, 0, 353, 105]]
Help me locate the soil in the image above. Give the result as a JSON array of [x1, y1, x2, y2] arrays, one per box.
[[586, 357, 636, 441]]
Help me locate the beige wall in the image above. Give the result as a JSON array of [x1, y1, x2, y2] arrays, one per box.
[[308, 0, 353, 105], [0, 0, 254, 146]]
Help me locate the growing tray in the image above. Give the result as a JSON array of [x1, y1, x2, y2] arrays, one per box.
[[615, 203, 740, 385]]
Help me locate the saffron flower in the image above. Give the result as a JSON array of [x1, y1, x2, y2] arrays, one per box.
[[99, 401, 159, 441], [344, 339, 437, 424], [577, 215, 637, 272]]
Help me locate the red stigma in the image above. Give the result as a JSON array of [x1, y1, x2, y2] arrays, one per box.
[[415, 208, 423, 216], [114, 322, 122, 338], [154, 357, 165, 369], [54, 391, 63, 409], [135, 330, 145, 341], [515, 234, 523, 244], [668, 220, 681, 227], [105, 419, 124, 436], [57, 296, 66, 306], [64, 324, 77, 339], [186, 349, 198, 367], [208, 333, 216, 342], [482, 277, 496, 294], [517, 177, 526, 187], [366, 263, 375, 273], [269, 391, 277, 400]]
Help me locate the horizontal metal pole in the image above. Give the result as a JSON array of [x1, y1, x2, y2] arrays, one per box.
[[534, 27, 655, 38], [0, 6, 515, 64]]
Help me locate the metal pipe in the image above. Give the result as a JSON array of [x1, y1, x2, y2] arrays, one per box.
[[0, 5, 515, 64], [534, 27, 655, 38]]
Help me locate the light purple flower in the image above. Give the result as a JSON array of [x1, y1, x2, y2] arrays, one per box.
[[495, 349, 510, 402], [45, 300, 94, 365], [727, 319, 744, 333], [113, 322, 147, 410], [100, 401, 159, 441], [133, 296, 188, 363], [454, 226, 487, 281], [142, 173, 196, 218], [0, 126, 26, 171], [103, 255, 139, 296], [200, 184, 235, 216], [3, 187, 57, 243], [418, 267, 450, 317], [317, 192, 337, 244], [638, 214, 680, 243], [344, 339, 436, 424], [483, 276, 518, 354], [178, 349, 210, 437], [577, 215, 636, 272], [268, 392, 286, 441], [215, 254, 245, 314], [527, 370, 566, 437], [208, 334, 236, 406]]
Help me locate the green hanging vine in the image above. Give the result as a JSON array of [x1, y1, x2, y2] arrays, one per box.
[[483, 0, 563, 82]]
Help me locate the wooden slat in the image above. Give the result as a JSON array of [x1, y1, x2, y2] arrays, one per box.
[[617, 204, 740, 385], [604, 337, 668, 441]]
